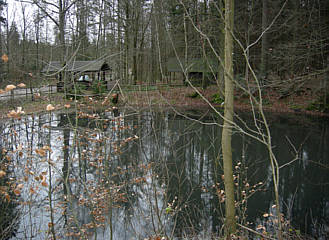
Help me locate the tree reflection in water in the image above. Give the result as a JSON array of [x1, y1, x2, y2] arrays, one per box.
[[0, 148, 20, 239], [0, 110, 328, 239]]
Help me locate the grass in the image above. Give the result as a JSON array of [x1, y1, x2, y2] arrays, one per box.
[[0, 93, 70, 119]]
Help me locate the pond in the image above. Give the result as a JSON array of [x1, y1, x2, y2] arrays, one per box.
[[0, 108, 328, 239]]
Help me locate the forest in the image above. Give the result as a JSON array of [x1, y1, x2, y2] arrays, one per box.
[[0, 0, 329, 240], [0, 0, 328, 91]]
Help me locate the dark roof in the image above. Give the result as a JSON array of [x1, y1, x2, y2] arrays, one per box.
[[167, 57, 219, 73], [42, 60, 111, 73]]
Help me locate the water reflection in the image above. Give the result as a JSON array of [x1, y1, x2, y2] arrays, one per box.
[[0, 110, 328, 239], [0, 148, 20, 239]]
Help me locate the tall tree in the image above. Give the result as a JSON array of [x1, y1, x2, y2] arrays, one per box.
[[20, 2, 29, 75], [30, 0, 76, 62], [33, 9, 42, 74], [260, 0, 268, 82], [75, 0, 89, 59], [29, 0, 77, 91], [0, 0, 6, 63], [221, 0, 236, 236], [151, 0, 168, 83], [0, 0, 5, 23], [7, 23, 20, 80]]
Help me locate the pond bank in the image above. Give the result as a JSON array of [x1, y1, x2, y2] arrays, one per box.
[[0, 86, 328, 119]]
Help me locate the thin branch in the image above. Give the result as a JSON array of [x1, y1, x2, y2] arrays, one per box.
[[238, 223, 276, 240], [245, 0, 288, 53]]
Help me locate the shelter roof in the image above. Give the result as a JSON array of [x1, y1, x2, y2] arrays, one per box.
[[42, 60, 110, 73]]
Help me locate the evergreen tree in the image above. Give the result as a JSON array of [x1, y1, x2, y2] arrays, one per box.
[[0, 0, 6, 23]]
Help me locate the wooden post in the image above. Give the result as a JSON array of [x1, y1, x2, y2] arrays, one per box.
[[10, 89, 14, 106]]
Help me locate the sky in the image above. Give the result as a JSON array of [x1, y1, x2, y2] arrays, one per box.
[[7, 1, 34, 24], [6, 1, 55, 42]]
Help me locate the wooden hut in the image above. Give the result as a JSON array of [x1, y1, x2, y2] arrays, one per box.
[[167, 57, 219, 84], [42, 60, 112, 91]]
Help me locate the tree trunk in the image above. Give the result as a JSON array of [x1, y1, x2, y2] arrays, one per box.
[[184, 11, 188, 85], [221, 0, 236, 236], [58, 0, 66, 62], [325, 55, 329, 105], [124, 1, 130, 84], [151, 4, 157, 83], [58, 0, 67, 93], [260, 0, 268, 83], [216, 0, 225, 97], [201, 0, 208, 89], [76, 0, 88, 59], [5, 5, 9, 79]]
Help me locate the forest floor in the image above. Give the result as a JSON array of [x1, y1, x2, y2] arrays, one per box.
[[122, 85, 329, 117], [0, 85, 328, 119]]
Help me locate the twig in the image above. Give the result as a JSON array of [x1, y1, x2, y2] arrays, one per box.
[[237, 223, 276, 240]]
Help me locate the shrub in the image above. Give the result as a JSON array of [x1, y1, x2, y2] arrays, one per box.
[[92, 80, 107, 95], [211, 93, 224, 104]]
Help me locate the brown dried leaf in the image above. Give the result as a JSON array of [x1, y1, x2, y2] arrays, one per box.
[[46, 104, 55, 111], [1, 54, 8, 63], [42, 146, 52, 152], [29, 187, 36, 194], [41, 181, 48, 187], [17, 83, 26, 88], [4, 193, 10, 202], [35, 148, 46, 157], [14, 189, 21, 196], [0, 170, 6, 178], [5, 84, 16, 91]]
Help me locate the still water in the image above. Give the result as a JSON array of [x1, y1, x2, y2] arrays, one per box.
[[0, 109, 328, 239]]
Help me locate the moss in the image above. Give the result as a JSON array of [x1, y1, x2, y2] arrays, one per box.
[[306, 95, 329, 112], [289, 103, 302, 111], [187, 92, 201, 98], [211, 93, 224, 104]]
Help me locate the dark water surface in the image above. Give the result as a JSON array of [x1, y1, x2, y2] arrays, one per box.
[[0, 109, 328, 239]]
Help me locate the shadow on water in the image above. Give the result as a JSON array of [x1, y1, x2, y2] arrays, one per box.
[[0, 109, 328, 239], [0, 149, 20, 239]]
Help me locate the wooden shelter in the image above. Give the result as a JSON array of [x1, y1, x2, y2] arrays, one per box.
[[42, 60, 112, 91], [167, 57, 219, 84]]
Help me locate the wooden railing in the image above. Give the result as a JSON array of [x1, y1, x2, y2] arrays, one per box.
[[0, 85, 57, 101]]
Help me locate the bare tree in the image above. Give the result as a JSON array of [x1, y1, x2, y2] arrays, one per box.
[[221, 0, 236, 235], [260, 0, 268, 82]]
